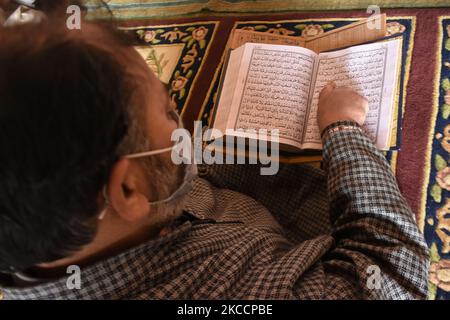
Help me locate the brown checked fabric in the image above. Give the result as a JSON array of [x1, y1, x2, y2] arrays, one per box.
[[0, 125, 429, 300]]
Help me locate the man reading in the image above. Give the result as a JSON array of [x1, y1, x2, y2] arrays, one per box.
[[0, 12, 429, 299]]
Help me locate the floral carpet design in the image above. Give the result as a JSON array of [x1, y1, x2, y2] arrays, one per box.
[[420, 17, 450, 300], [198, 17, 415, 169], [120, 22, 219, 116]]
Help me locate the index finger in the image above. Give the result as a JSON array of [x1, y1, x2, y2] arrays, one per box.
[[319, 81, 336, 100]]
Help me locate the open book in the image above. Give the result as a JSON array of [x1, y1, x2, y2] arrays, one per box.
[[211, 37, 402, 152]]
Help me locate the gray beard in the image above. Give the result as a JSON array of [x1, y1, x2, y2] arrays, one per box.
[[141, 154, 187, 230]]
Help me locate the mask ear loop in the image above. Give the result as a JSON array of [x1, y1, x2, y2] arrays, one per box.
[[98, 185, 109, 221], [101, 142, 175, 220], [123, 146, 173, 160], [123, 110, 182, 160]]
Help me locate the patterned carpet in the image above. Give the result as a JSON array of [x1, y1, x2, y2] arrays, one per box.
[[114, 7, 450, 299], [422, 17, 450, 297], [89, 1, 450, 18]]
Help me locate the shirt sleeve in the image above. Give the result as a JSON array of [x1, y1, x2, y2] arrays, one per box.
[[320, 123, 430, 299]]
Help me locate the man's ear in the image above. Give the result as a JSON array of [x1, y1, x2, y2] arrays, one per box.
[[107, 159, 150, 222]]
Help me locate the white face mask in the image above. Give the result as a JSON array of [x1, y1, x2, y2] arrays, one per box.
[[99, 110, 197, 220]]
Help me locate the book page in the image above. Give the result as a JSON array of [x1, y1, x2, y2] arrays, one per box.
[[211, 29, 306, 134], [303, 39, 401, 150], [305, 14, 387, 53], [212, 45, 247, 134], [230, 29, 306, 49], [225, 43, 317, 149]]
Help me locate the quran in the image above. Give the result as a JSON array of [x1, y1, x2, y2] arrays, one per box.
[[209, 15, 404, 158]]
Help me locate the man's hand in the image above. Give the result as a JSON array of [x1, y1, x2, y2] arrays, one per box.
[[317, 82, 369, 133]]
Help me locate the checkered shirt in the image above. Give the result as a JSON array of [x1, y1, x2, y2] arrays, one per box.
[[0, 127, 430, 300]]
